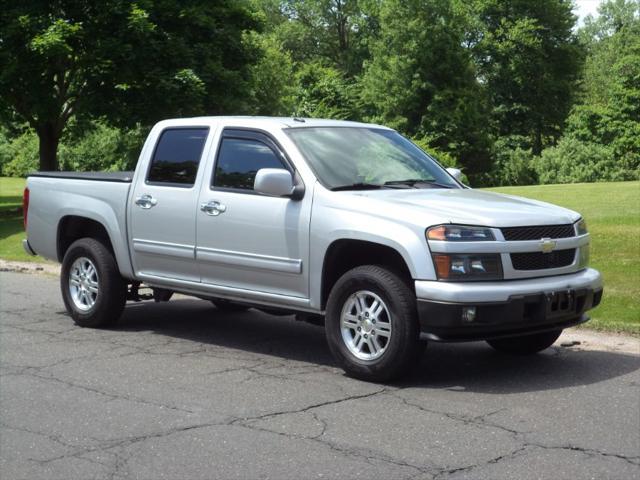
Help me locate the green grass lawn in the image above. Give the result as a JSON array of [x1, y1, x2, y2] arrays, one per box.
[[0, 177, 37, 262], [489, 181, 639, 335], [1, 177, 638, 334]]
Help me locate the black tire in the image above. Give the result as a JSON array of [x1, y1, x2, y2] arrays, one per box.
[[60, 238, 127, 328], [487, 329, 562, 355], [211, 299, 250, 312], [325, 265, 421, 382]]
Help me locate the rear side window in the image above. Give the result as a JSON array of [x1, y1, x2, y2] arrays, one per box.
[[213, 137, 286, 190], [147, 128, 209, 186]]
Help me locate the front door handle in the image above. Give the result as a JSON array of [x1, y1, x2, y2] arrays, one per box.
[[135, 194, 157, 209], [200, 200, 227, 216]]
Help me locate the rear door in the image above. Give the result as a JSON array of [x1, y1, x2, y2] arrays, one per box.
[[129, 127, 210, 282], [195, 128, 311, 298]]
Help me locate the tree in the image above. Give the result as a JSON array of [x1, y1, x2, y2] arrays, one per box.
[[580, 0, 640, 42], [262, 0, 379, 77], [463, 0, 583, 154], [565, 0, 640, 177], [247, 33, 297, 116], [360, 0, 491, 179], [292, 61, 361, 118], [0, 0, 260, 171], [249, 0, 374, 122]]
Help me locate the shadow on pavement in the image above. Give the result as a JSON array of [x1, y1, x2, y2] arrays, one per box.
[[106, 298, 639, 393]]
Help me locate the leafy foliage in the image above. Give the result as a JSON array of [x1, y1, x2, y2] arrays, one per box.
[[488, 136, 537, 186], [462, 0, 583, 154], [525, 0, 640, 185], [0, 0, 261, 170], [487, 0, 640, 186], [534, 138, 621, 184], [360, 0, 491, 181], [292, 62, 361, 119], [0, 129, 39, 177], [1, 0, 639, 187], [0, 123, 145, 176], [247, 32, 296, 116]]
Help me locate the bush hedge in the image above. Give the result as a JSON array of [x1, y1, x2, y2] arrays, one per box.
[[0, 123, 146, 177]]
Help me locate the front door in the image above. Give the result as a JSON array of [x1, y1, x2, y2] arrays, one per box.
[[196, 129, 310, 298], [129, 127, 210, 282]]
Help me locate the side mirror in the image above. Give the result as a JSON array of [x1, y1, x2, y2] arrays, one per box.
[[446, 167, 463, 182], [254, 168, 295, 197]]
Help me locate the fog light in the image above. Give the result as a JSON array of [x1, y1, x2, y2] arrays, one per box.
[[462, 306, 476, 323]]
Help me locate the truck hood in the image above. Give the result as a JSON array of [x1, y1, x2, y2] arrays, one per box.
[[345, 188, 581, 228]]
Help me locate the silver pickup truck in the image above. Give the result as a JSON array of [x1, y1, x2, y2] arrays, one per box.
[[23, 117, 603, 381]]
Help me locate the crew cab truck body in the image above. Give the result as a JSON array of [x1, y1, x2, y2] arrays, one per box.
[[23, 117, 603, 381]]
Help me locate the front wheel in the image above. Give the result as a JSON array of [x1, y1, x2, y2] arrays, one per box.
[[487, 329, 562, 355], [61, 238, 127, 328], [325, 265, 421, 382]]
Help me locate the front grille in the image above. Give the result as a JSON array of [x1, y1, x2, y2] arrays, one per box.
[[511, 249, 576, 270], [501, 224, 575, 241]]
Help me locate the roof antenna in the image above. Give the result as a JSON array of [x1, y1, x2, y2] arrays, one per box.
[[293, 117, 305, 123]]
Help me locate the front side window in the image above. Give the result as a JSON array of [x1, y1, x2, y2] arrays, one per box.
[[213, 137, 286, 190], [147, 128, 208, 186], [286, 127, 460, 190]]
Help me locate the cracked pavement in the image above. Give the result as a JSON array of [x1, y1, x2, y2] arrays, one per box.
[[1, 271, 639, 479]]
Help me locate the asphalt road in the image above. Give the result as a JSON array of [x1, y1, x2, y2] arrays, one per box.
[[1, 271, 639, 480]]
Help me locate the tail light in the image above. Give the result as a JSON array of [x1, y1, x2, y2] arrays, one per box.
[[23, 187, 29, 230]]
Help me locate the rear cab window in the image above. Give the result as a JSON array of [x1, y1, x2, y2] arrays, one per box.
[[147, 128, 209, 187]]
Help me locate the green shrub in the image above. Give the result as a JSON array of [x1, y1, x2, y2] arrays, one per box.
[[292, 62, 361, 120], [490, 148, 537, 186], [0, 131, 39, 177], [482, 136, 537, 186], [0, 123, 146, 177], [534, 137, 638, 184], [59, 122, 145, 172], [411, 137, 471, 184], [411, 137, 458, 168]]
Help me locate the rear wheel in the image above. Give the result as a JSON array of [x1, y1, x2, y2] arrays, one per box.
[[61, 238, 127, 328], [487, 329, 562, 355], [325, 265, 421, 382]]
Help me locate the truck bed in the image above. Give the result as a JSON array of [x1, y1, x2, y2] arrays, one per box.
[[25, 173, 135, 278], [29, 171, 134, 183]]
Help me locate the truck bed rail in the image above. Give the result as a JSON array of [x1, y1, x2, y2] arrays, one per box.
[[28, 171, 134, 183]]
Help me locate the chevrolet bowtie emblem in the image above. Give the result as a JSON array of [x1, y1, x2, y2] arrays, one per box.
[[540, 237, 557, 253]]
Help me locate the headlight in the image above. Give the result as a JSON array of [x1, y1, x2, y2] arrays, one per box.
[[575, 218, 588, 236], [427, 225, 495, 241], [432, 254, 503, 281]]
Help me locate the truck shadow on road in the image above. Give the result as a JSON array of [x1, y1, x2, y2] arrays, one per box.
[[114, 299, 640, 394]]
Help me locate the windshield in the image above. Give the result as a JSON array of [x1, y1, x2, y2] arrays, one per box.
[[285, 127, 460, 190]]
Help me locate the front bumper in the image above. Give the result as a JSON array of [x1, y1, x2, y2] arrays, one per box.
[[415, 268, 603, 342]]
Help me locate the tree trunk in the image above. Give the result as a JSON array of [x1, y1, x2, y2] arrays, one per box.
[[37, 124, 60, 171], [532, 120, 543, 156]]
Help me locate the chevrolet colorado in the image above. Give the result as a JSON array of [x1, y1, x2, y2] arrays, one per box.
[[23, 117, 603, 381]]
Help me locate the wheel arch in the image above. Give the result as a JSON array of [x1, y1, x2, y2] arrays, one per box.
[[57, 216, 114, 261], [56, 215, 135, 281], [320, 239, 414, 309]]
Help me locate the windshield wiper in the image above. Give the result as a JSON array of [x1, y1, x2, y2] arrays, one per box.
[[383, 179, 454, 189], [330, 182, 385, 191]]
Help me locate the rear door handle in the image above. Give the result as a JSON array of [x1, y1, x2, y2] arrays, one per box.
[[135, 194, 157, 209], [200, 200, 226, 216]]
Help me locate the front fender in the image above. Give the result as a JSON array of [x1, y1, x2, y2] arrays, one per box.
[[309, 200, 435, 309]]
